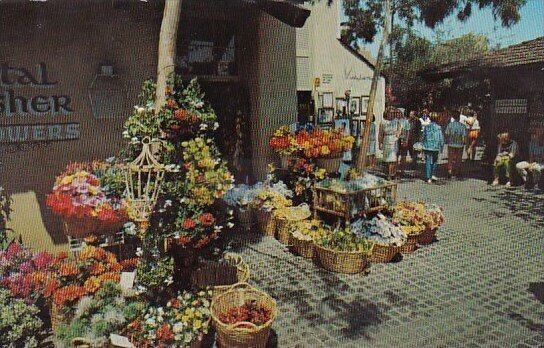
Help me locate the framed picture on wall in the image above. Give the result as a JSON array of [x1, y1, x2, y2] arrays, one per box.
[[349, 97, 361, 115], [335, 98, 346, 115], [323, 92, 333, 108], [318, 94, 324, 108], [361, 96, 370, 115], [317, 108, 334, 124]]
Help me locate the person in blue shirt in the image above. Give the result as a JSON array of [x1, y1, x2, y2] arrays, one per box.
[[421, 112, 445, 183], [445, 113, 467, 178], [516, 128, 544, 190]]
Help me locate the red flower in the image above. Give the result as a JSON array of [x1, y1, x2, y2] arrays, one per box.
[[170, 124, 180, 131], [174, 108, 190, 121], [175, 235, 192, 246], [166, 100, 178, 109], [199, 213, 215, 227], [194, 236, 211, 249], [182, 219, 196, 230], [156, 323, 174, 343]]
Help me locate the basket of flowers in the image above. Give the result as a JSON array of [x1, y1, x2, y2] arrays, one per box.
[[351, 216, 406, 263], [392, 201, 427, 253], [418, 204, 445, 245], [296, 128, 354, 173], [125, 289, 213, 348], [211, 283, 277, 348], [191, 252, 250, 301], [269, 126, 300, 169], [46, 161, 127, 238], [273, 204, 311, 245], [224, 184, 258, 226], [252, 182, 293, 236], [315, 227, 372, 274], [289, 219, 327, 259]]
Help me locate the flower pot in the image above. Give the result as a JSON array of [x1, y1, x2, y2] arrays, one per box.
[[293, 237, 315, 259], [235, 207, 253, 226], [400, 233, 420, 254], [316, 157, 343, 173], [255, 210, 275, 236], [369, 243, 400, 263]]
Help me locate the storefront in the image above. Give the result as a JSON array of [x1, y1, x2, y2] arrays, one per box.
[[0, 0, 309, 250]]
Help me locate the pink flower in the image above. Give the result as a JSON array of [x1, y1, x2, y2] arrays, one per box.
[[33, 252, 54, 270]]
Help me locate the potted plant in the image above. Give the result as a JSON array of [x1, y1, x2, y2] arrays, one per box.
[[289, 219, 327, 259], [224, 184, 258, 227], [269, 126, 299, 168], [296, 128, 354, 173], [315, 227, 372, 273], [392, 201, 428, 253], [46, 161, 127, 238], [0, 289, 44, 348], [252, 181, 293, 236], [419, 204, 445, 245], [273, 204, 311, 245]]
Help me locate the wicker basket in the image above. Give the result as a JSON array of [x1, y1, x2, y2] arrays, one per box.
[[316, 156, 343, 173], [255, 210, 275, 236], [212, 253, 251, 301], [369, 243, 400, 263], [275, 217, 293, 244], [62, 216, 125, 239], [292, 237, 315, 259], [400, 233, 420, 253], [235, 207, 254, 226], [211, 283, 277, 348], [418, 228, 437, 245], [315, 243, 369, 274]]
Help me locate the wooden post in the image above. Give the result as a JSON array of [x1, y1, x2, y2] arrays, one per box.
[[155, 0, 183, 114], [357, 0, 391, 172]]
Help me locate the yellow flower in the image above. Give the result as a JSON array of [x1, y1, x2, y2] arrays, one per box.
[[321, 145, 330, 156], [194, 320, 203, 329]]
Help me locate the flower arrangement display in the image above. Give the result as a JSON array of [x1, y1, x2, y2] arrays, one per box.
[[290, 219, 327, 242], [424, 204, 445, 230], [125, 289, 213, 348], [295, 128, 354, 159], [181, 138, 234, 207], [252, 181, 293, 213], [218, 299, 273, 328], [0, 289, 44, 348], [46, 161, 127, 237], [316, 227, 372, 253], [351, 216, 406, 247], [54, 282, 144, 348], [269, 126, 299, 156], [223, 184, 258, 210], [0, 242, 55, 303], [392, 201, 428, 236], [47, 246, 126, 308]]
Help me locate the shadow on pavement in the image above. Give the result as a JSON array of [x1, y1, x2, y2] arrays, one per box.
[[528, 282, 544, 304]]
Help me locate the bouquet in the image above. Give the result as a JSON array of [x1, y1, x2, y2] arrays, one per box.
[[351, 216, 406, 246], [125, 290, 213, 348], [269, 126, 299, 156], [46, 161, 127, 225], [295, 128, 354, 159], [223, 184, 258, 210], [392, 201, 427, 236], [169, 204, 225, 249], [316, 227, 371, 253], [424, 204, 445, 230]]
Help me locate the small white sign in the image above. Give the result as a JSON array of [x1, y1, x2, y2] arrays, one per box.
[[120, 271, 136, 291], [110, 334, 135, 348]]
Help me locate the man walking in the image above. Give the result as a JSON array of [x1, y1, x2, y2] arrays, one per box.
[[445, 113, 467, 178]]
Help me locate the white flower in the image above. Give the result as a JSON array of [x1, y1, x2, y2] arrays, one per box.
[[200, 123, 208, 131], [136, 107, 145, 115], [164, 199, 172, 208], [136, 248, 143, 257], [131, 137, 139, 143], [227, 222, 234, 229], [173, 322, 184, 334]]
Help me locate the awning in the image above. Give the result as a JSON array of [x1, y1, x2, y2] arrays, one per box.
[[244, 0, 311, 28]]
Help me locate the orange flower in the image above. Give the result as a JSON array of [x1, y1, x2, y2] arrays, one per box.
[[98, 272, 120, 283], [120, 258, 140, 271], [182, 219, 196, 230], [43, 279, 60, 298], [108, 262, 123, 272], [175, 235, 192, 246], [90, 262, 106, 275], [105, 252, 118, 265], [84, 276, 102, 294], [53, 285, 87, 306], [199, 213, 215, 227], [59, 264, 78, 277]]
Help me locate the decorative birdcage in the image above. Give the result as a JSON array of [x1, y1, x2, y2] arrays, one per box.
[[123, 137, 174, 232]]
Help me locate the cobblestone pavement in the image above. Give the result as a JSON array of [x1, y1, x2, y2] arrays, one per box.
[[229, 174, 544, 347]]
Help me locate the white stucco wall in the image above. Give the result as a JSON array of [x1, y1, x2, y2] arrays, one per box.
[[296, 0, 386, 123]]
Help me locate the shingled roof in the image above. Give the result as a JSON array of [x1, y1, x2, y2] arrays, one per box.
[[420, 36, 544, 79]]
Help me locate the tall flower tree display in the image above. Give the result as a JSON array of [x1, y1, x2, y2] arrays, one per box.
[[122, 75, 234, 297]]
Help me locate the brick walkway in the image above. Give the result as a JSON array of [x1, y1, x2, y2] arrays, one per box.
[[228, 175, 544, 347]]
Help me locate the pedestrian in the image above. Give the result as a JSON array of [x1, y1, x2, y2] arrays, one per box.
[[362, 117, 377, 168], [421, 112, 445, 183], [407, 110, 421, 169], [515, 128, 544, 190], [492, 131, 518, 187], [397, 109, 411, 176], [445, 112, 467, 178], [379, 107, 401, 180], [466, 111, 481, 161]]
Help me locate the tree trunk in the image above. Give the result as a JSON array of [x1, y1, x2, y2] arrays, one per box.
[[356, 0, 391, 172], [155, 0, 183, 115]]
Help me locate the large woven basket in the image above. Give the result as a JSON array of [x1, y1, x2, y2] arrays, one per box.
[[211, 283, 277, 348], [235, 207, 254, 226], [292, 237, 315, 259], [418, 228, 437, 245], [213, 253, 251, 301], [62, 216, 125, 239], [316, 156, 343, 173], [255, 210, 275, 236], [369, 243, 400, 263], [315, 243, 369, 274], [400, 233, 420, 254], [274, 205, 311, 245]]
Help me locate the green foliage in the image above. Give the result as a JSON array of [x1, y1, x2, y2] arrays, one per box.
[[341, 0, 525, 47], [0, 289, 43, 348]]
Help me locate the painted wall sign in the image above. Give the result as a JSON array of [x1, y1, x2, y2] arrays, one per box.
[[0, 63, 73, 117], [322, 73, 333, 85], [343, 67, 372, 82], [0, 123, 80, 143]]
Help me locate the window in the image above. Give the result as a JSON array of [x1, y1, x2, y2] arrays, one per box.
[[177, 17, 237, 77]]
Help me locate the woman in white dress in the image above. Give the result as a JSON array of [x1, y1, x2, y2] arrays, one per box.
[[379, 107, 401, 179]]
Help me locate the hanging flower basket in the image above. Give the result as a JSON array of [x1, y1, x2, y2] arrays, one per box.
[[316, 156, 343, 173], [211, 283, 277, 348]]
